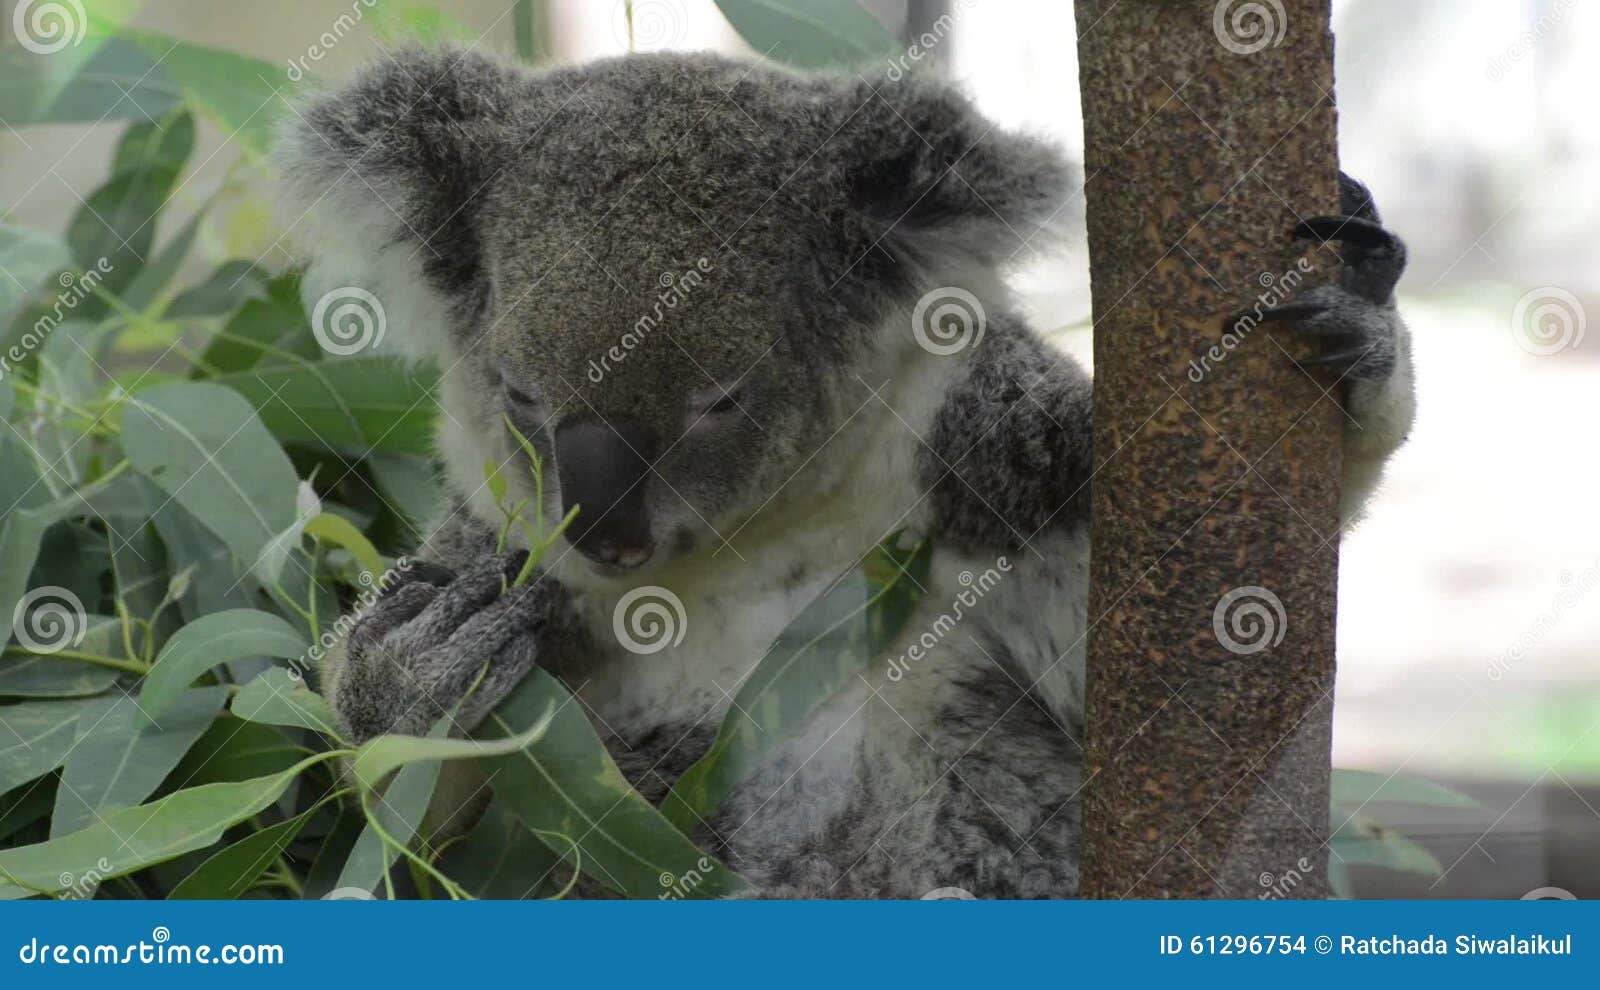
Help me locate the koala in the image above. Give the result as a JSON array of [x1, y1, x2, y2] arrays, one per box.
[[275, 48, 1415, 898]]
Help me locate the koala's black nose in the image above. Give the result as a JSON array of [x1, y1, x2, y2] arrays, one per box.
[[553, 418, 656, 568]]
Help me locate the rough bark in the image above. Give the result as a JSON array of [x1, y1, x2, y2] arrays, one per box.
[[1076, 0, 1343, 898]]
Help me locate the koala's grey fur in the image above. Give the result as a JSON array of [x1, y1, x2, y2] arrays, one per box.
[[277, 48, 1415, 899]]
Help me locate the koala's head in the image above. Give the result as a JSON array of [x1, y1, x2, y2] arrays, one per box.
[[277, 49, 1071, 577]]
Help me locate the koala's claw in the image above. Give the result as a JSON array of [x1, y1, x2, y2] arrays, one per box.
[[335, 550, 547, 743], [1293, 212, 1407, 304]]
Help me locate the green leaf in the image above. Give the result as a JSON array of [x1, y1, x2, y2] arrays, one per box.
[[437, 795, 564, 899], [1329, 814, 1443, 878], [478, 670, 746, 899], [337, 716, 451, 898], [122, 381, 300, 568], [1330, 769, 1480, 811], [0, 616, 123, 697], [0, 699, 99, 794], [0, 3, 153, 126], [211, 356, 440, 458], [304, 512, 386, 582], [369, 2, 474, 43], [0, 775, 58, 844], [168, 716, 305, 788], [0, 223, 70, 328], [713, 0, 897, 68], [168, 805, 318, 899], [232, 667, 342, 740], [663, 538, 931, 831], [121, 207, 206, 313], [65, 112, 195, 300], [51, 686, 229, 836], [166, 260, 269, 320], [197, 272, 313, 374], [139, 609, 309, 723], [352, 704, 557, 794], [0, 762, 313, 897], [127, 33, 294, 161]]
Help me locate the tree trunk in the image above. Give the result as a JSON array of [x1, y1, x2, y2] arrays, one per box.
[[1076, 0, 1344, 898]]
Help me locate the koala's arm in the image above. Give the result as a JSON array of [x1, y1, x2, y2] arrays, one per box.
[[321, 509, 590, 743]]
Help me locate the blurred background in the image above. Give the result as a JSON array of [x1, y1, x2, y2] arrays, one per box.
[[3, 0, 1595, 897]]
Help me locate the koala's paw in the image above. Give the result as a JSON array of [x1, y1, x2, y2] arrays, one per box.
[[334, 550, 548, 743], [1241, 211, 1408, 384]]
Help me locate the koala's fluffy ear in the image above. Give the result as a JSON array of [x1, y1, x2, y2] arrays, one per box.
[[836, 75, 1077, 284], [273, 48, 522, 364]]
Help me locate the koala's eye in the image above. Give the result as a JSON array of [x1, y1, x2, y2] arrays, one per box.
[[500, 373, 543, 407], [687, 385, 747, 429]]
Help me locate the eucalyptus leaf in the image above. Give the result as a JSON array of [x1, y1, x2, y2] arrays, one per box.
[[1330, 769, 1480, 811], [0, 762, 313, 897], [1329, 814, 1444, 878], [168, 805, 318, 899], [139, 609, 309, 723], [121, 381, 300, 567], [0, 775, 59, 844], [0, 698, 99, 794], [0, 615, 124, 697], [51, 686, 229, 836], [713, 0, 897, 68], [0, 223, 70, 328], [212, 356, 441, 458], [478, 670, 746, 899], [304, 512, 386, 581], [663, 538, 931, 830], [437, 795, 565, 899], [337, 717, 451, 898], [168, 715, 305, 788], [232, 667, 342, 740], [128, 33, 294, 161]]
